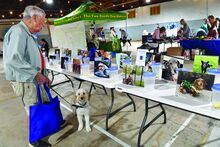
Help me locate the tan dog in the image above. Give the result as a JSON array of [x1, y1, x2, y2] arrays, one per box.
[[74, 89, 91, 132], [193, 78, 205, 90]]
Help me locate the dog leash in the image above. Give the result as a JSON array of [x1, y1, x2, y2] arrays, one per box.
[[49, 86, 84, 108]]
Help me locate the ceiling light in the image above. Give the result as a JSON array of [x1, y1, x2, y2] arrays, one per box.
[[60, 10, 63, 13], [146, 0, 151, 3], [45, 0, 53, 4], [9, 11, 13, 15], [122, 4, 124, 7], [2, 15, 5, 18], [67, 1, 70, 4], [113, 4, 115, 7], [19, 14, 22, 17], [131, 5, 133, 8], [12, 22, 15, 25], [61, 14, 63, 17], [99, 3, 102, 6], [50, 14, 53, 17], [19, 0, 23, 2]]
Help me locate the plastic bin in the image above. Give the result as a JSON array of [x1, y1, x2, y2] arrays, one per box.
[[212, 84, 220, 107], [208, 69, 220, 84], [108, 66, 119, 81], [81, 64, 90, 76], [151, 63, 162, 79], [143, 72, 156, 91]]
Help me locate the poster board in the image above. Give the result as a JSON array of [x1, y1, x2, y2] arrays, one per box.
[[50, 21, 87, 58]]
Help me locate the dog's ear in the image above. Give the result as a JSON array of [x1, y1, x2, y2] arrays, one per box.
[[201, 61, 204, 64], [84, 89, 91, 101]]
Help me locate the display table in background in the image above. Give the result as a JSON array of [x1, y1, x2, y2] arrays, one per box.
[[180, 39, 220, 56]]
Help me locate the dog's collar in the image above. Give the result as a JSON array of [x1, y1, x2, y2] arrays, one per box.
[[74, 102, 87, 109]]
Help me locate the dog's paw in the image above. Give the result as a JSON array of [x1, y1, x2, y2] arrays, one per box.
[[78, 125, 83, 131], [86, 126, 91, 132]]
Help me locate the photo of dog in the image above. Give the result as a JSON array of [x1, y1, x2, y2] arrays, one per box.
[[74, 89, 91, 132], [179, 78, 205, 97], [193, 55, 219, 73], [176, 71, 215, 101], [162, 55, 184, 81], [201, 61, 212, 73]]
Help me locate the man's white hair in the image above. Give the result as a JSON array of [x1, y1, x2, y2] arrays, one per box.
[[23, 5, 46, 19]]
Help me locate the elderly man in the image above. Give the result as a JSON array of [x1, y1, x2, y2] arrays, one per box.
[[3, 6, 52, 147]]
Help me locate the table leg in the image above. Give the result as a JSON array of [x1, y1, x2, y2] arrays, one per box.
[[102, 85, 108, 95], [126, 93, 136, 112], [160, 103, 166, 124], [89, 83, 94, 94], [137, 99, 149, 147], [137, 100, 167, 147], [78, 81, 83, 89], [64, 75, 74, 88], [106, 88, 115, 130], [51, 71, 55, 84], [106, 91, 136, 130]]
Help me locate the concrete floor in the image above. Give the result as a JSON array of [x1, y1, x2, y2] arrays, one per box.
[[1, 44, 220, 147]]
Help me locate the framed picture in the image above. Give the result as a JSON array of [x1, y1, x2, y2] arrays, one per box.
[[94, 59, 111, 78], [176, 71, 215, 101], [162, 55, 184, 81], [193, 55, 219, 73]]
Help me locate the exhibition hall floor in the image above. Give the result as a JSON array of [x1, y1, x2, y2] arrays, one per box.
[[0, 47, 220, 146]]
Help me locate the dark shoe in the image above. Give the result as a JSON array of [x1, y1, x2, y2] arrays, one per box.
[[29, 140, 51, 147]]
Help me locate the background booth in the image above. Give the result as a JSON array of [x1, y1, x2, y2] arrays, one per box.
[[50, 2, 127, 58]]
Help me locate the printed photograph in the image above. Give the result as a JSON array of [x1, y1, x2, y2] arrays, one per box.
[[176, 71, 215, 102], [162, 55, 184, 81], [193, 55, 219, 73]]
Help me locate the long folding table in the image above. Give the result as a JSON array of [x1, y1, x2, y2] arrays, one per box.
[[46, 64, 136, 132], [112, 81, 220, 147]]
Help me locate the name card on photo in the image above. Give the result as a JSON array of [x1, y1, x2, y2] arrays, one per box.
[[136, 49, 147, 66]]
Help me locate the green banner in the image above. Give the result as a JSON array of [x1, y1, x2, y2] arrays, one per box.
[[53, 2, 127, 26], [54, 12, 127, 26]]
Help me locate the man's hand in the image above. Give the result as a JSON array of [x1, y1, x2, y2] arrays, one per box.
[[35, 72, 51, 86]]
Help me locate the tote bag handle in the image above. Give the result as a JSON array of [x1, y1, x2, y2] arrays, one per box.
[[36, 84, 53, 105]]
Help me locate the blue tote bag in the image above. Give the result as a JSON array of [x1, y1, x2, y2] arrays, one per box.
[[29, 84, 64, 143]]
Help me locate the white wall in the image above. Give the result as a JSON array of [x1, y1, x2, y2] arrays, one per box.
[[102, 0, 220, 29]]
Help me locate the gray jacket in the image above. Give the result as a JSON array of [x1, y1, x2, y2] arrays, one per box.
[[3, 21, 43, 82]]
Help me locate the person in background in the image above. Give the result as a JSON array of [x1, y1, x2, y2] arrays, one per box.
[[40, 38, 49, 59], [110, 27, 116, 41], [99, 27, 105, 40], [196, 18, 208, 37], [152, 26, 166, 40], [119, 28, 131, 47], [152, 26, 166, 53], [90, 34, 99, 49], [3, 5, 53, 147], [110, 27, 118, 50], [179, 19, 190, 38], [207, 15, 220, 38]]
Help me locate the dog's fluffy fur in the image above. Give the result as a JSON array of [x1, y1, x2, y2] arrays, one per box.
[[74, 89, 91, 132], [193, 78, 205, 90]]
